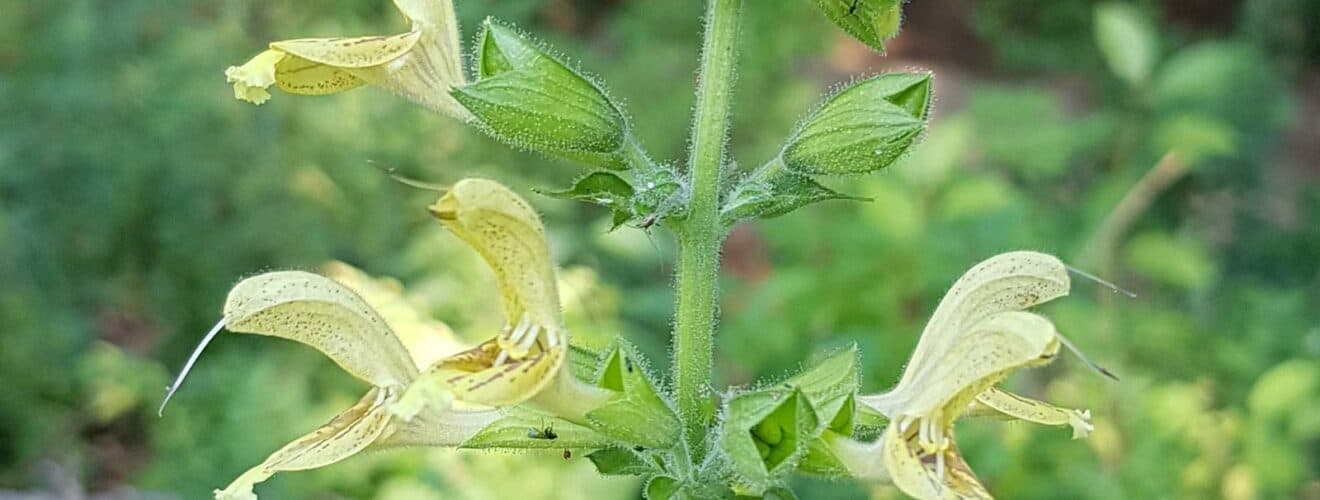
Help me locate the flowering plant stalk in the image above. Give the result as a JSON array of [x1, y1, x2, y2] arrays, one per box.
[[162, 1, 1115, 498]]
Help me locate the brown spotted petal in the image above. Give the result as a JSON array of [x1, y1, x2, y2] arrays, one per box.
[[223, 271, 419, 388], [882, 252, 1070, 409], [439, 338, 564, 406], [323, 261, 464, 369], [426, 337, 565, 407], [428, 179, 564, 342], [214, 388, 397, 500], [882, 423, 992, 500], [967, 387, 1094, 439], [224, 0, 466, 117], [398, 179, 569, 409], [861, 311, 1061, 423], [835, 252, 1101, 498]]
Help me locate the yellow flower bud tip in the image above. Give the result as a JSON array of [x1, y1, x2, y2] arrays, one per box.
[[224, 49, 285, 105], [426, 197, 456, 220]]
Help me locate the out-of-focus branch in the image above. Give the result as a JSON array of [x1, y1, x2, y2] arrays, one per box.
[[1077, 151, 1189, 271]]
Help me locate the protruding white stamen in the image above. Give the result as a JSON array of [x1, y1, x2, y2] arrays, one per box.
[[1068, 409, 1095, 439], [899, 416, 914, 433], [936, 449, 946, 480], [493, 350, 510, 367], [508, 313, 532, 343], [545, 328, 561, 348], [158, 318, 226, 417], [516, 324, 540, 352], [929, 409, 943, 447]]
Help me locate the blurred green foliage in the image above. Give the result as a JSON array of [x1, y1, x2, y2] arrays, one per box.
[[1, 0, 1317, 498]]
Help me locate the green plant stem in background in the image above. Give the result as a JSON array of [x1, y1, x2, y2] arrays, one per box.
[[673, 0, 742, 462], [1078, 151, 1188, 271]]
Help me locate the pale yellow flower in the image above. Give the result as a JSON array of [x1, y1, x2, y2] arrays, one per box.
[[394, 178, 598, 419], [224, 0, 468, 118], [189, 270, 497, 500], [834, 251, 1097, 499], [160, 179, 610, 498]]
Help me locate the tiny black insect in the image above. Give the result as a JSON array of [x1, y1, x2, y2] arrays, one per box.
[[638, 213, 659, 230], [563, 449, 572, 459], [527, 420, 558, 440]]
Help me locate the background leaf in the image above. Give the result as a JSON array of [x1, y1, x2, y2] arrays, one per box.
[[1094, 3, 1160, 87]]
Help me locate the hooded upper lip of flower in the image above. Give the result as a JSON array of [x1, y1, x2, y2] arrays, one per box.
[[402, 178, 570, 408], [853, 251, 1098, 500], [196, 268, 504, 500], [158, 178, 575, 499], [223, 0, 468, 119]]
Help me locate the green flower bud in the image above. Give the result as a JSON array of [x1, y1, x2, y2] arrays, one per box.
[[813, 0, 903, 53], [454, 18, 630, 170], [781, 73, 932, 175]]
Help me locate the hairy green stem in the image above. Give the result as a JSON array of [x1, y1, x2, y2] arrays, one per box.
[[673, 0, 742, 461]]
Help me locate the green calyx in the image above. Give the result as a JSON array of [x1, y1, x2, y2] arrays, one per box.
[[455, 18, 631, 170], [781, 72, 932, 175]]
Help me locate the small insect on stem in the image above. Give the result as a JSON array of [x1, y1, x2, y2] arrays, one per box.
[[158, 318, 227, 416], [635, 213, 667, 275], [527, 419, 558, 440], [638, 213, 658, 230], [563, 450, 572, 460]]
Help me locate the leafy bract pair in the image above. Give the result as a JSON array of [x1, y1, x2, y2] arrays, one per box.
[[160, 179, 612, 499], [717, 252, 1097, 499]]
